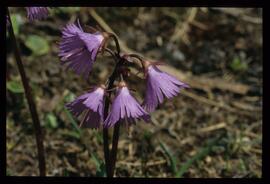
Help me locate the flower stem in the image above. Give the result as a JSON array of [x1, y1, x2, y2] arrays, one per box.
[[109, 33, 121, 55], [105, 48, 117, 62], [7, 9, 46, 176], [103, 55, 125, 177], [109, 123, 120, 177], [103, 66, 118, 177], [102, 128, 110, 177]]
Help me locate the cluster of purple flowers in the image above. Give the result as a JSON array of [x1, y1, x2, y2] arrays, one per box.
[[7, 7, 188, 129], [60, 21, 189, 129], [7, 8, 188, 129], [7, 7, 189, 177]]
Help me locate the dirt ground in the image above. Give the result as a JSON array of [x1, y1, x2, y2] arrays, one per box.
[[6, 7, 262, 177]]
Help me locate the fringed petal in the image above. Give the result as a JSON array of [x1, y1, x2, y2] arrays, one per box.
[[143, 65, 188, 112], [104, 87, 150, 128]]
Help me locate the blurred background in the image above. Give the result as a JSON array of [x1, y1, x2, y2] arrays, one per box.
[[6, 7, 262, 177]]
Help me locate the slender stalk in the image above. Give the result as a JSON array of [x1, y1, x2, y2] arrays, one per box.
[[102, 55, 125, 177], [103, 85, 113, 177], [105, 48, 117, 62], [102, 128, 110, 177], [109, 123, 120, 177], [128, 53, 144, 61], [108, 33, 121, 55], [7, 10, 46, 176]]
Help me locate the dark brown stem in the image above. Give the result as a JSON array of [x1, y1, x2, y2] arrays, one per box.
[[102, 128, 110, 177], [128, 53, 144, 61], [7, 10, 46, 176], [103, 54, 124, 177], [127, 54, 145, 70], [109, 123, 120, 177], [108, 33, 121, 55], [105, 48, 117, 62], [105, 59, 125, 177]]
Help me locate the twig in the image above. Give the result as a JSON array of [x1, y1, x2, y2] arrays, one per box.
[[89, 8, 115, 34], [211, 8, 262, 24], [170, 8, 198, 44], [226, 126, 260, 139], [189, 20, 209, 30], [158, 64, 250, 95], [89, 8, 134, 54], [7, 10, 46, 176], [198, 122, 227, 133], [181, 90, 260, 118], [250, 148, 262, 154], [118, 160, 167, 167]]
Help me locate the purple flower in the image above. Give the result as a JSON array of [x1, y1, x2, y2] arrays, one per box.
[[58, 21, 105, 79], [26, 7, 49, 21], [65, 86, 105, 128], [104, 82, 150, 128], [142, 62, 189, 112]]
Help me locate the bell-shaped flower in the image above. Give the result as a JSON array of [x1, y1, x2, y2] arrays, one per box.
[[59, 21, 105, 79], [142, 61, 189, 112], [65, 86, 105, 128], [104, 82, 150, 128]]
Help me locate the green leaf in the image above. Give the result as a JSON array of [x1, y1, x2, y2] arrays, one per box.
[[25, 35, 49, 56], [61, 131, 81, 140], [6, 168, 12, 176], [91, 153, 101, 168], [159, 141, 178, 175], [96, 163, 106, 177], [63, 107, 81, 135], [230, 57, 248, 72], [93, 130, 103, 144], [57, 7, 81, 13], [91, 153, 106, 177], [176, 136, 222, 178], [64, 92, 76, 102], [10, 14, 23, 36], [45, 113, 58, 128], [7, 80, 24, 93], [239, 158, 247, 172], [63, 168, 69, 176], [143, 130, 152, 140]]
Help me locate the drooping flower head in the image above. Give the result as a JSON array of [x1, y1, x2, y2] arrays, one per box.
[[142, 60, 189, 112], [59, 20, 106, 79], [65, 85, 106, 128], [104, 81, 150, 128], [26, 7, 49, 21]]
